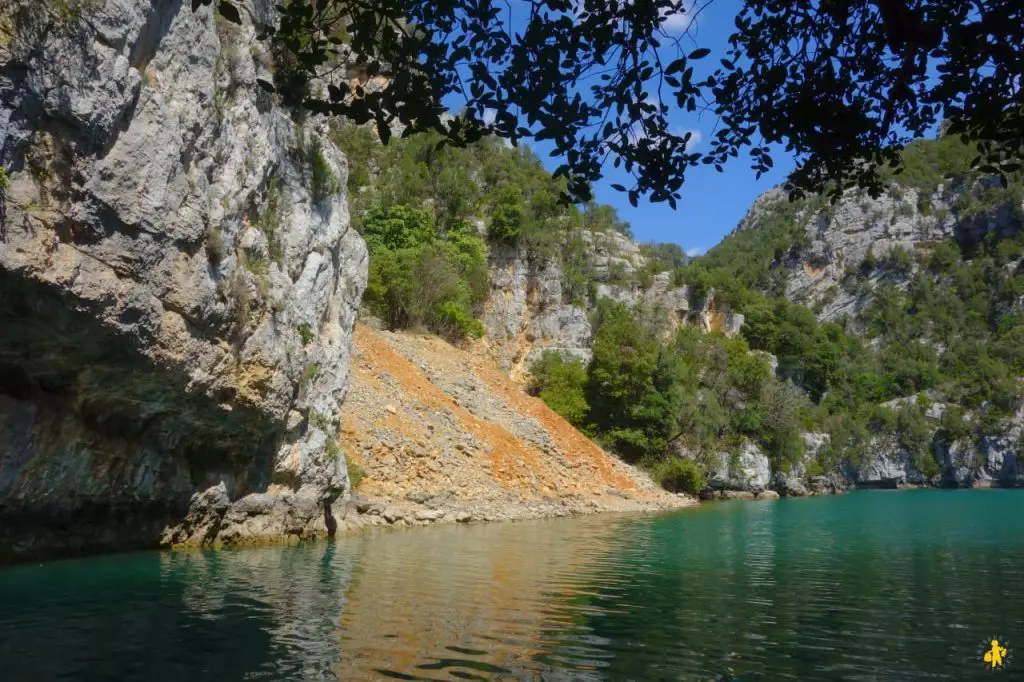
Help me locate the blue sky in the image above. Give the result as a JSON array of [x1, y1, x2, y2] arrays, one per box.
[[516, 0, 799, 255], [439, 0, 803, 253], [576, 0, 798, 255]]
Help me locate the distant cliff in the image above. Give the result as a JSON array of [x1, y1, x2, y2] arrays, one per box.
[[483, 229, 744, 381], [702, 136, 1023, 490]]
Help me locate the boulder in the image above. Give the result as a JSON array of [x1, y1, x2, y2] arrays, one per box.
[[707, 441, 771, 494]]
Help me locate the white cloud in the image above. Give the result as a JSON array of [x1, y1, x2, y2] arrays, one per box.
[[671, 127, 702, 150], [686, 247, 706, 257], [481, 108, 497, 125], [573, 0, 699, 34], [660, 0, 698, 33]]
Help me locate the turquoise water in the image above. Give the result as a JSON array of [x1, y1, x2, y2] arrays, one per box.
[[1, 489, 1023, 681]]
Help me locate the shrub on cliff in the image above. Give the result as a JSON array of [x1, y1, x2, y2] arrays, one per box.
[[361, 204, 436, 253], [307, 137, 339, 202], [529, 352, 589, 426], [582, 203, 632, 239], [433, 301, 485, 340], [650, 457, 706, 496], [364, 238, 488, 342], [359, 200, 489, 341], [487, 185, 526, 243]]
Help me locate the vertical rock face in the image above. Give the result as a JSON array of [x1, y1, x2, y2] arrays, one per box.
[[482, 229, 741, 379], [844, 438, 928, 488], [0, 0, 367, 561], [482, 243, 593, 379], [705, 442, 772, 495], [733, 179, 1022, 323]]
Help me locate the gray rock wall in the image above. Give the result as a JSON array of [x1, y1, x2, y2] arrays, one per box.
[[482, 243, 592, 379], [734, 179, 1022, 322], [706, 441, 771, 494], [0, 0, 367, 561], [483, 230, 740, 379]]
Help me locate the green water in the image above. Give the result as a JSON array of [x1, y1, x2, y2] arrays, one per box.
[[2, 490, 1023, 681]]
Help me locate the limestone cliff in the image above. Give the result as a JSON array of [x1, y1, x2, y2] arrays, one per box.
[[483, 229, 742, 380], [719, 159, 1023, 490], [733, 178, 1022, 324], [0, 0, 367, 561]]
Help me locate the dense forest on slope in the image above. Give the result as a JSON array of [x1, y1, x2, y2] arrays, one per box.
[[336, 124, 1023, 493], [331, 124, 647, 340], [536, 136, 1023, 491]]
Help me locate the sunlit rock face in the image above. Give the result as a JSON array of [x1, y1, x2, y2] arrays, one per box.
[[483, 229, 747, 381], [0, 0, 367, 562], [732, 179, 1022, 325]]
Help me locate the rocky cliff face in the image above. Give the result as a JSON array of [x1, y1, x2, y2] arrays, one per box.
[[737, 179, 1022, 323], [0, 0, 367, 562], [726, 172, 1023, 490], [483, 229, 742, 379]]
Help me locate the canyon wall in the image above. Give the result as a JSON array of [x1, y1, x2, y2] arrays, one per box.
[[0, 0, 367, 561]]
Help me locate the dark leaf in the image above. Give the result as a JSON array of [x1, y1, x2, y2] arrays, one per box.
[[256, 78, 275, 93], [665, 58, 686, 75], [688, 48, 711, 60], [217, 1, 242, 24], [377, 118, 391, 144]]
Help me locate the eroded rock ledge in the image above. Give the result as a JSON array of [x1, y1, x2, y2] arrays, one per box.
[[0, 0, 367, 562]]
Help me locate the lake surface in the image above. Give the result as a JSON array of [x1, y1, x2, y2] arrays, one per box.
[[2, 490, 1023, 681]]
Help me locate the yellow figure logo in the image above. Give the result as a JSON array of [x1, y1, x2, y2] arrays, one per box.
[[984, 639, 1008, 669]]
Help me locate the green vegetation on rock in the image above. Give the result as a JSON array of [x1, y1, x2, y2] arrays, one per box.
[[342, 127, 1022, 492], [333, 124, 634, 341], [529, 135, 1021, 489]]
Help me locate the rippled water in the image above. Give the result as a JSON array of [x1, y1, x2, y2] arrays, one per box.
[[2, 490, 1024, 681]]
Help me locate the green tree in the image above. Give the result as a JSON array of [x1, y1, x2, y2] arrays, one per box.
[[361, 204, 435, 253], [583, 203, 632, 238], [487, 185, 526, 242], [586, 301, 665, 460], [758, 379, 808, 470], [651, 457, 706, 496], [364, 241, 484, 340], [674, 264, 711, 302], [529, 352, 590, 426]]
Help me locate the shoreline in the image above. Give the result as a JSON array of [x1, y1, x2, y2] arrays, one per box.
[[0, 490, 696, 568], [329, 487, 695, 532], [7, 482, 1023, 567]]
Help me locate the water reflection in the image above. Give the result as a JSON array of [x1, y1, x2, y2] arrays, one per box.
[[1, 491, 1024, 681], [160, 543, 358, 680], [335, 515, 648, 680]]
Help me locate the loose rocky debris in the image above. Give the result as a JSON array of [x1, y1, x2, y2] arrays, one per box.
[[336, 324, 694, 531]]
